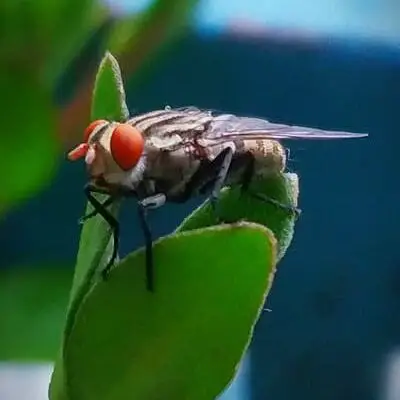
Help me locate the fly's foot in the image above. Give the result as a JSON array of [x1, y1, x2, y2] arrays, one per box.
[[78, 211, 96, 225], [100, 254, 118, 282]]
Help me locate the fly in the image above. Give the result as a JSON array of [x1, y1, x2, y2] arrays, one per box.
[[67, 106, 368, 292]]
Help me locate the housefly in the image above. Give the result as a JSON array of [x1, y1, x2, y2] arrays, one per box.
[[67, 106, 368, 292]]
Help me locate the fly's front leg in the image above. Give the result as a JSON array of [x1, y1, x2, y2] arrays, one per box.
[[136, 193, 167, 293], [83, 185, 120, 280], [79, 181, 131, 223], [79, 195, 116, 224]]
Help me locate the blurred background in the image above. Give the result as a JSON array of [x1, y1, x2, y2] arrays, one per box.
[[0, 0, 398, 399]]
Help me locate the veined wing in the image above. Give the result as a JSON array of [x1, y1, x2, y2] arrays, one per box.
[[198, 114, 368, 146], [128, 107, 367, 149]]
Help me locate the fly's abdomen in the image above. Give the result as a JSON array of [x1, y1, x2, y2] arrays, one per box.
[[243, 139, 286, 176]]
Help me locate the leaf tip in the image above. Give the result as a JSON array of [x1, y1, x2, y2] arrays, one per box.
[[101, 50, 117, 64], [97, 51, 121, 78], [92, 50, 129, 122]]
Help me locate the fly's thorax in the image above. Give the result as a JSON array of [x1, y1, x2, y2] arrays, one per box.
[[240, 139, 286, 176], [143, 144, 201, 196], [165, 140, 237, 195]]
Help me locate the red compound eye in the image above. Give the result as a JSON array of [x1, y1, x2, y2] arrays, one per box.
[[110, 123, 144, 170], [84, 119, 108, 142]]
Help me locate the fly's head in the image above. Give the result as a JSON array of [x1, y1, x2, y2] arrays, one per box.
[[67, 119, 147, 190]]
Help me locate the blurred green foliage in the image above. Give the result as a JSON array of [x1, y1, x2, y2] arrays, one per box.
[[0, 72, 58, 213], [0, 266, 73, 360], [0, 0, 199, 216], [0, 0, 102, 84]]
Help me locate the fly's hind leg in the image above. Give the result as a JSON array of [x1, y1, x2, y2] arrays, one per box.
[[238, 152, 301, 218], [249, 191, 301, 217]]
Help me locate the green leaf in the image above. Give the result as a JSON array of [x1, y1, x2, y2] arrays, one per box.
[[63, 223, 277, 400], [177, 173, 299, 261], [49, 52, 128, 400], [91, 51, 129, 122], [0, 71, 59, 214]]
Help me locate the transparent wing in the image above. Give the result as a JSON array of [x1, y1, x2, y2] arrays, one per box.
[[201, 114, 368, 144], [133, 108, 368, 150]]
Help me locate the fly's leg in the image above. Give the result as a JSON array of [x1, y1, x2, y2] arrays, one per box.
[[170, 146, 235, 221], [79, 195, 116, 224], [238, 152, 301, 218], [83, 182, 164, 292], [136, 193, 167, 292], [83, 185, 120, 280], [79, 182, 133, 223], [208, 147, 234, 217], [189, 146, 234, 221], [249, 191, 301, 218]]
